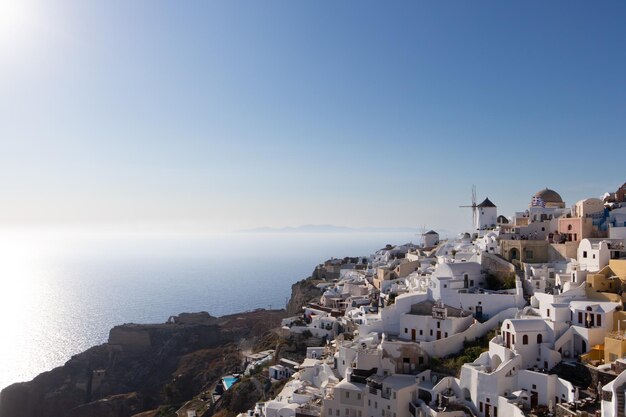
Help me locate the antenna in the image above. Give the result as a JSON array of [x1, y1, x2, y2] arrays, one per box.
[[459, 185, 478, 230]]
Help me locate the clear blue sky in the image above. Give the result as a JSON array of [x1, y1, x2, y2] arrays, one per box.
[[1, 0, 625, 234]]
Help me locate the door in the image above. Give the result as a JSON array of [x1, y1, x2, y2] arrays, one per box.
[[506, 332, 510, 349], [411, 329, 416, 341], [436, 330, 441, 340], [476, 306, 483, 320], [531, 391, 538, 408], [485, 404, 491, 417]]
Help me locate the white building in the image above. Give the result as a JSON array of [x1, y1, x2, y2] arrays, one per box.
[[577, 238, 625, 272]]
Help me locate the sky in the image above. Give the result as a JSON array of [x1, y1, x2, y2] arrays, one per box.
[[1, 0, 625, 235]]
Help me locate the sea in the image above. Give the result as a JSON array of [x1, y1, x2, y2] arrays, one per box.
[[0, 229, 417, 391]]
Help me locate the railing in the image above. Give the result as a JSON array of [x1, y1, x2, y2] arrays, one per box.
[[408, 402, 417, 417]]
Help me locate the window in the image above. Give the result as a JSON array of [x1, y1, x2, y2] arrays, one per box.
[[479, 402, 483, 412], [523, 335, 528, 345], [357, 393, 361, 400], [597, 315, 602, 326], [445, 332, 448, 337], [328, 409, 332, 416], [593, 254, 596, 259], [537, 334, 543, 344], [419, 330, 423, 335], [404, 328, 407, 333], [578, 312, 583, 324], [430, 329, 433, 336], [346, 392, 350, 399], [583, 251, 588, 258], [532, 384, 536, 389], [547, 309, 550, 318], [437, 322, 440, 329]]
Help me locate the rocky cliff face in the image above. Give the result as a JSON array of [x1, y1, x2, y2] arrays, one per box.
[[0, 310, 285, 417], [286, 276, 324, 316]]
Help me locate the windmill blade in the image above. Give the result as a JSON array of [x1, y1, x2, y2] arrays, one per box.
[[472, 185, 477, 229], [472, 185, 476, 207], [473, 207, 477, 229]]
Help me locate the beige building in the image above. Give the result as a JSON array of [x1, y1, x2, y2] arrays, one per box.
[[500, 239, 550, 264], [573, 198, 605, 218]]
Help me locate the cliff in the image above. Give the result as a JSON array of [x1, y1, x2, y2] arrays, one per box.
[[285, 267, 326, 316], [0, 310, 285, 417]]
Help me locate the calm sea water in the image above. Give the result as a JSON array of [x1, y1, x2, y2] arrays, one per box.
[[0, 230, 416, 391]]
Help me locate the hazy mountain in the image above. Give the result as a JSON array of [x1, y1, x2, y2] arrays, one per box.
[[238, 224, 422, 234]]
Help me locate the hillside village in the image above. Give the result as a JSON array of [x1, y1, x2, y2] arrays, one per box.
[[235, 183, 626, 417]]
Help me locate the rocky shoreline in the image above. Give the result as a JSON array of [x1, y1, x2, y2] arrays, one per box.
[[0, 271, 324, 417]]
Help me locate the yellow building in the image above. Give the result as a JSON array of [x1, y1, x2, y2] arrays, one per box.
[[610, 259, 626, 279]]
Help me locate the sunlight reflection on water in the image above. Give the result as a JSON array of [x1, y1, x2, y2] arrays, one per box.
[[0, 229, 416, 390]]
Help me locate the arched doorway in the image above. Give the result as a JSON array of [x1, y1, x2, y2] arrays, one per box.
[[509, 248, 520, 261]]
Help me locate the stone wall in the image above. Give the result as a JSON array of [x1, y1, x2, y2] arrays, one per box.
[[481, 252, 515, 280]]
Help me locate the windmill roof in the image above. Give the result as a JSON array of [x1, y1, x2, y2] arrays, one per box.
[[425, 230, 438, 235], [477, 198, 496, 208]]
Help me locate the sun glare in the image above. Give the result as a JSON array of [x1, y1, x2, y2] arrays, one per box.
[[0, 0, 34, 48]]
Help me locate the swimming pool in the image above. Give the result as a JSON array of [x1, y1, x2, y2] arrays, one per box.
[[222, 376, 239, 390]]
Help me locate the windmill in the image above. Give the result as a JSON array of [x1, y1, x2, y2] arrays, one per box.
[[416, 224, 427, 247], [459, 185, 477, 230]]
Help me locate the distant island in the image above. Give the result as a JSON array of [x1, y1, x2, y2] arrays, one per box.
[[238, 224, 439, 234]]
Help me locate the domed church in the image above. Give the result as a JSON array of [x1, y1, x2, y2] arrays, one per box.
[[530, 188, 565, 209]]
